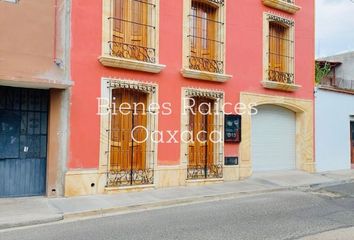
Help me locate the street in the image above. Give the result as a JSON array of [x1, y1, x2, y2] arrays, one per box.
[[0, 183, 353, 240]]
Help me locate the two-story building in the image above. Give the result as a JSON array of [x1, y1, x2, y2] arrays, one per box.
[[64, 0, 315, 196], [316, 52, 354, 172], [0, 0, 72, 197]]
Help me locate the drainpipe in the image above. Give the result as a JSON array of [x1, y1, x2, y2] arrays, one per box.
[[53, 0, 59, 65]]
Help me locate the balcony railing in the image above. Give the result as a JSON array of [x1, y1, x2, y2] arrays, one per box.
[[188, 55, 224, 74], [187, 164, 223, 180], [108, 40, 156, 63], [268, 69, 295, 84], [321, 77, 354, 91]]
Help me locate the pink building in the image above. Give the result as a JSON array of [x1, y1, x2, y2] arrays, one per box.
[[66, 0, 315, 196]]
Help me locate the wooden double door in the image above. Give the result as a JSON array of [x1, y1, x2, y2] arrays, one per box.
[[110, 89, 148, 176], [188, 97, 215, 179]]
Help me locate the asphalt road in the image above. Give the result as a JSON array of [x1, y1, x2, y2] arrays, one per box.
[[1, 183, 354, 240]]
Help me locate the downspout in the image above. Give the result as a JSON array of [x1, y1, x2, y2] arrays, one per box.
[[53, 0, 58, 63]]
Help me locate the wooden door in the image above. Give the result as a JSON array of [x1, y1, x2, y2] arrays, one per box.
[[188, 97, 214, 178], [190, 2, 216, 62], [351, 122, 354, 166], [113, 0, 148, 60], [110, 88, 147, 173]]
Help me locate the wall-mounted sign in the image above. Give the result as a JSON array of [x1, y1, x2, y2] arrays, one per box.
[[224, 114, 241, 143], [225, 156, 238, 166]]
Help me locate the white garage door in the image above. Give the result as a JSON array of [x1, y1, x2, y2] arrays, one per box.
[[251, 105, 296, 171]]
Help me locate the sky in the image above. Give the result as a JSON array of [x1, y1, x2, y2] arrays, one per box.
[[316, 0, 354, 58]]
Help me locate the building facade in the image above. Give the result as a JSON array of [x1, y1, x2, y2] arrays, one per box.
[[0, 0, 72, 197], [67, 0, 315, 196], [316, 53, 354, 172]]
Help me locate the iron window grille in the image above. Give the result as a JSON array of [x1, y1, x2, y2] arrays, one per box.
[[108, 0, 157, 63], [187, 0, 225, 74], [267, 17, 295, 84], [283, 0, 295, 4]]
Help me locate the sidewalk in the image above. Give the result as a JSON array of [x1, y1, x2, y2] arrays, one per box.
[[1, 170, 353, 230]]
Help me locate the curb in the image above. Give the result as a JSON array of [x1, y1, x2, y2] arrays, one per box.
[[0, 215, 64, 230], [301, 178, 354, 191]]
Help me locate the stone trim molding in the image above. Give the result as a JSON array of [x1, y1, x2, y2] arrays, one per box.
[[181, 68, 232, 82], [99, 56, 166, 73], [184, 87, 224, 99], [261, 80, 301, 92], [262, 0, 301, 14], [106, 78, 157, 93], [267, 13, 295, 26]]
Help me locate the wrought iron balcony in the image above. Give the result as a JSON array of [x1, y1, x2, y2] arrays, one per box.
[[208, 0, 225, 5], [109, 41, 156, 64], [107, 168, 154, 187], [187, 164, 223, 180], [188, 56, 224, 74], [268, 69, 295, 84]]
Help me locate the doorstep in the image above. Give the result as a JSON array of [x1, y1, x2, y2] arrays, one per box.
[[185, 178, 224, 186], [105, 184, 156, 194]]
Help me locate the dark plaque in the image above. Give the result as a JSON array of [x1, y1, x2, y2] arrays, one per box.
[[224, 114, 241, 142], [225, 156, 238, 166]]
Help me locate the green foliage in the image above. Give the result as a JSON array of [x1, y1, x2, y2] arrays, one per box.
[[315, 62, 331, 84]]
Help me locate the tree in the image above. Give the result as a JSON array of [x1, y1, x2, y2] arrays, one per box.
[[315, 62, 331, 84]]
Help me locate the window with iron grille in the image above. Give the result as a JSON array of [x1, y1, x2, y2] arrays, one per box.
[[186, 0, 225, 74], [108, 0, 157, 63], [265, 14, 295, 84]]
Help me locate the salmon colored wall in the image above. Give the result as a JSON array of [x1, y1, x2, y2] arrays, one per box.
[[0, 0, 67, 85], [69, 0, 314, 169]]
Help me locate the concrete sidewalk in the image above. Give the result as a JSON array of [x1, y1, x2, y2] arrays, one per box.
[[1, 170, 353, 230]]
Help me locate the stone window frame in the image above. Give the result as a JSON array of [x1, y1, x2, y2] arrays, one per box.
[[262, 0, 301, 14], [262, 12, 301, 92], [98, 77, 159, 187], [180, 87, 225, 179], [99, 0, 166, 73], [181, 0, 232, 82]]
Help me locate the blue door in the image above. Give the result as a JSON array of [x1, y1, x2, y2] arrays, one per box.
[[0, 86, 48, 197]]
